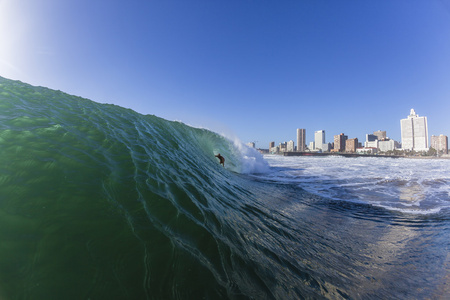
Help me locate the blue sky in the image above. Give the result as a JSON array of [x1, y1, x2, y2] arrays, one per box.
[[1, 0, 450, 148]]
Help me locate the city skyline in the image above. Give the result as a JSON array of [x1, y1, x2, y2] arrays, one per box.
[[266, 108, 448, 153]]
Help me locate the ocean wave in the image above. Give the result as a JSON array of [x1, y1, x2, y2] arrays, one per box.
[[0, 76, 275, 299]]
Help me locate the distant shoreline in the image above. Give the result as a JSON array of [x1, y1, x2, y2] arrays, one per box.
[[262, 151, 450, 159], [282, 152, 402, 158]]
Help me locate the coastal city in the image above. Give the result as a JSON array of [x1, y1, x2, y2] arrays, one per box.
[[250, 109, 449, 158]]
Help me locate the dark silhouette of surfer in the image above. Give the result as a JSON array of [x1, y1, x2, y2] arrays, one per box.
[[215, 153, 225, 166]]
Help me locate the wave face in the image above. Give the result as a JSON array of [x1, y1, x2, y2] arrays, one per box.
[[0, 77, 271, 299], [1, 77, 449, 300]]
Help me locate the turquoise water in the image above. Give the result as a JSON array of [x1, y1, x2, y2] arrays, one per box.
[[1, 77, 449, 299]]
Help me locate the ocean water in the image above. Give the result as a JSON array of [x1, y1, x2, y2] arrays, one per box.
[[1, 76, 449, 299], [259, 155, 450, 215]]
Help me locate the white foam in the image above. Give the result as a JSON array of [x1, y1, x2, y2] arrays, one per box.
[[257, 155, 450, 215], [231, 138, 270, 174]]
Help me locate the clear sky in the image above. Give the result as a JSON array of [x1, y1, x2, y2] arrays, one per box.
[[1, 0, 450, 148]]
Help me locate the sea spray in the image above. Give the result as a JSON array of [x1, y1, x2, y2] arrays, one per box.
[[211, 132, 269, 174], [231, 138, 269, 174]]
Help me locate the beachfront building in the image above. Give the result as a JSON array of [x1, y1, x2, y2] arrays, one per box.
[[297, 128, 306, 152], [364, 134, 378, 149], [364, 138, 399, 152], [356, 147, 378, 154], [309, 141, 315, 151], [315, 130, 325, 151], [334, 133, 348, 152], [379, 139, 400, 152], [373, 130, 387, 140], [279, 142, 287, 153], [269, 142, 277, 154], [287, 140, 295, 152], [366, 134, 378, 142], [400, 109, 429, 151], [365, 140, 378, 148], [430, 134, 448, 154], [345, 138, 358, 153], [323, 143, 332, 152]]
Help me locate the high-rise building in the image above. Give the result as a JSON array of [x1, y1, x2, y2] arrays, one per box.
[[373, 130, 387, 140], [366, 134, 378, 142], [269, 141, 276, 153], [287, 140, 295, 152], [334, 133, 348, 152], [401, 109, 428, 151], [314, 130, 325, 151], [430, 135, 448, 154], [297, 129, 306, 152], [345, 138, 358, 153]]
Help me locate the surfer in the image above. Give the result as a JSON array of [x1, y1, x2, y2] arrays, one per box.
[[215, 153, 225, 167]]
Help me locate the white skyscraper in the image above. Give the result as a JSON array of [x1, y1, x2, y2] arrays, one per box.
[[314, 130, 325, 151], [400, 109, 428, 151], [287, 140, 295, 152]]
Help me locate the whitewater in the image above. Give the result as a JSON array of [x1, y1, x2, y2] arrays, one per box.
[[258, 155, 450, 215], [0, 76, 449, 299]]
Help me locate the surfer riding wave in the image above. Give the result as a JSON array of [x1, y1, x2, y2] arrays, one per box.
[[215, 153, 225, 166]]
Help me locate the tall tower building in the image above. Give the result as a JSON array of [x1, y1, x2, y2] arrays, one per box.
[[297, 129, 306, 152], [400, 109, 428, 151], [334, 133, 348, 152], [314, 130, 325, 151]]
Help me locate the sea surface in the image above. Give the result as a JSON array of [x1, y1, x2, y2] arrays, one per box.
[[0, 76, 449, 299]]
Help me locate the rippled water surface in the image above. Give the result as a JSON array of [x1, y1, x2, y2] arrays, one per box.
[[259, 155, 450, 214]]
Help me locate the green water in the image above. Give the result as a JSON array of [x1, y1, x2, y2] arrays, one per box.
[[0, 77, 243, 299]]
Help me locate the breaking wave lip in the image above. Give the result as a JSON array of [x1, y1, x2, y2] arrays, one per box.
[[232, 139, 270, 174], [174, 118, 270, 175]]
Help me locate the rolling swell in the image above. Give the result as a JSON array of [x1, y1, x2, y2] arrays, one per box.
[[0, 77, 294, 299]]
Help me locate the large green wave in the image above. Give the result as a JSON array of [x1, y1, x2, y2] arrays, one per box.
[[0, 77, 268, 299]]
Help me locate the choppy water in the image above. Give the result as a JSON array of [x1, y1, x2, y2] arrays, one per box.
[[259, 155, 450, 215], [1, 77, 449, 299]]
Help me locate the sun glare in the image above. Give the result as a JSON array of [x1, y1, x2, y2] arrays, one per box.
[[0, 0, 35, 78]]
